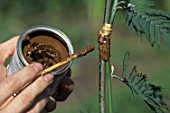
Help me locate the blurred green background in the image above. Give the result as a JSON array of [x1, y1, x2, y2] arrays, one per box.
[[0, 0, 170, 113]]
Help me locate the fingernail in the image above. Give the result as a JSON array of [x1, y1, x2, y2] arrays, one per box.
[[30, 63, 43, 72], [44, 74, 54, 83]]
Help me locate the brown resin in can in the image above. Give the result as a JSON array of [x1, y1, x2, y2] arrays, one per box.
[[23, 35, 69, 69]]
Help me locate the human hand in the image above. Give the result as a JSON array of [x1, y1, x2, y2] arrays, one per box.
[[0, 36, 74, 113]]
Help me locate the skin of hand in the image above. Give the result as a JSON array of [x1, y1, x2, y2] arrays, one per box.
[[0, 36, 74, 113]]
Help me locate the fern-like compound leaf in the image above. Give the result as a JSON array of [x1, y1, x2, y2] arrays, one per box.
[[123, 67, 168, 113], [125, 0, 170, 47], [121, 51, 168, 113]]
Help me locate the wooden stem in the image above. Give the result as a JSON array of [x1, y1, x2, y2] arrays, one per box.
[[40, 45, 95, 76]]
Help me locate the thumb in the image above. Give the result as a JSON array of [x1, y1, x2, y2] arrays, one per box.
[[0, 36, 19, 64]]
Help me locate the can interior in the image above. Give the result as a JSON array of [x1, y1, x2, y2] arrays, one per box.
[[21, 29, 70, 70], [28, 30, 67, 47]]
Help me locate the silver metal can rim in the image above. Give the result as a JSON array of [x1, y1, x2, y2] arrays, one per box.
[[17, 26, 74, 75]]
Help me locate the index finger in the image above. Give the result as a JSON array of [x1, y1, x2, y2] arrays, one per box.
[[0, 63, 43, 106]]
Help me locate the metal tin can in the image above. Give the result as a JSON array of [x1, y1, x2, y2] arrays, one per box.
[[7, 26, 74, 96]]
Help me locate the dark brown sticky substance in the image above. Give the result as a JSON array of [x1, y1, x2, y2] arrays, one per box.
[[98, 32, 110, 61], [22, 35, 69, 69], [76, 45, 95, 57], [98, 24, 112, 61]]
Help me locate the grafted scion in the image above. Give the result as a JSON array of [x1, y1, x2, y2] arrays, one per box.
[[98, 24, 112, 61]]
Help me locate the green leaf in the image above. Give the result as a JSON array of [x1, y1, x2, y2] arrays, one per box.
[[125, 1, 170, 48], [127, 66, 138, 84], [122, 50, 130, 78], [124, 69, 168, 113], [126, 11, 134, 26], [120, 51, 168, 113], [139, 31, 146, 43], [160, 29, 170, 47]]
